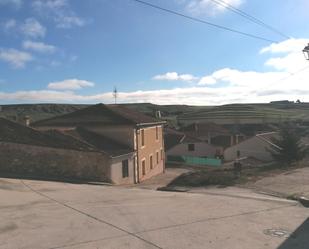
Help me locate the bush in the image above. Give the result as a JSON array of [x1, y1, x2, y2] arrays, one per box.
[[270, 124, 307, 166]]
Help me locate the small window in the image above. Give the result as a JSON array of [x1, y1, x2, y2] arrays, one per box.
[[156, 151, 159, 164], [237, 150, 241, 158], [161, 149, 163, 160], [156, 126, 159, 140], [142, 160, 146, 176], [141, 129, 145, 147], [188, 144, 195, 151], [150, 155, 153, 169], [122, 160, 129, 178]]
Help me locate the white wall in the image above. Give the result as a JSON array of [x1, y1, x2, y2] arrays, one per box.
[[167, 142, 217, 157], [224, 136, 273, 162], [109, 153, 135, 184]]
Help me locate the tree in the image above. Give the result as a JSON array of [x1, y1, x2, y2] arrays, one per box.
[[270, 125, 307, 166]]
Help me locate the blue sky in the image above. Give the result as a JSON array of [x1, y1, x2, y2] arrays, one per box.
[[0, 0, 309, 105]]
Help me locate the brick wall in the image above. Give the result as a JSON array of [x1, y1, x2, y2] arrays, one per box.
[[0, 142, 110, 182]]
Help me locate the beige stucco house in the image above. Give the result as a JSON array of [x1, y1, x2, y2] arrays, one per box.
[[33, 103, 166, 184], [164, 128, 221, 159], [224, 132, 279, 162]]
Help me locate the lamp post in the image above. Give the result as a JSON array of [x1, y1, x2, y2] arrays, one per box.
[[303, 43, 309, 60]]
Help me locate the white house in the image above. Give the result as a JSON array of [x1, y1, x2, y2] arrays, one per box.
[[224, 132, 279, 162]]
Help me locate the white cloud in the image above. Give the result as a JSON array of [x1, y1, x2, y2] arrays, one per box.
[[32, 0, 67, 10], [20, 18, 46, 38], [47, 79, 95, 90], [0, 48, 33, 68], [198, 68, 289, 87], [153, 72, 198, 82], [260, 38, 309, 73], [55, 15, 85, 28], [22, 40, 56, 53], [180, 0, 244, 16], [260, 38, 309, 54], [1, 38, 309, 105], [32, 0, 86, 29]]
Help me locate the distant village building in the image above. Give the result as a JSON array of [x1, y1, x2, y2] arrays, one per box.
[[224, 132, 279, 162], [32, 104, 166, 184], [181, 122, 245, 148], [164, 128, 222, 159]]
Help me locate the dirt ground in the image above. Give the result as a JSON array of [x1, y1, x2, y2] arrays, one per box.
[[245, 167, 309, 199]]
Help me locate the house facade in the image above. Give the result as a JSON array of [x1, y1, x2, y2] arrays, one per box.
[[181, 122, 245, 148], [224, 132, 279, 162], [0, 117, 139, 184], [164, 128, 221, 159], [33, 104, 166, 184]]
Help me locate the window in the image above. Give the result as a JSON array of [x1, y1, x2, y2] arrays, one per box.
[[156, 126, 159, 140], [122, 160, 129, 178], [237, 150, 241, 158], [156, 151, 159, 164], [188, 143, 195, 151], [142, 160, 146, 176], [141, 129, 145, 147], [161, 149, 163, 160], [150, 155, 153, 169]]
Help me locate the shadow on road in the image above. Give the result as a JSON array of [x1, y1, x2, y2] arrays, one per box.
[[277, 218, 309, 249]]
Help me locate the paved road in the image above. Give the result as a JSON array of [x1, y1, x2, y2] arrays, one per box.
[[0, 177, 308, 249]]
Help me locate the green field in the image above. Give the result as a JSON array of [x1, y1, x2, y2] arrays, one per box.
[[1, 102, 309, 126], [178, 103, 309, 125]]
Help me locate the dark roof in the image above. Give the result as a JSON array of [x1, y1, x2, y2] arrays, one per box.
[[64, 127, 133, 157], [164, 128, 184, 151], [32, 103, 164, 127], [182, 122, 230, 135], [0, 117, 95, 151], [164, 128, 202, 151]]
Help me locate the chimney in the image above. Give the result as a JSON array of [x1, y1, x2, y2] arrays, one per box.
[[194, 123, 198, 132], [23, 115, 31, 127], [155, 110, 162, 119]]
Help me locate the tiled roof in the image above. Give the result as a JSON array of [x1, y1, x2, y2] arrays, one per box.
[[64, 127, 134, 157], [164, 128, 203, 151], [0, 117, 95, 151], [182, 122, 230, 135], [32, 103, 164, 127]]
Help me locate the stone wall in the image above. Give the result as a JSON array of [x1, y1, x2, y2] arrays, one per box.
[[0, 142, 110, 182]]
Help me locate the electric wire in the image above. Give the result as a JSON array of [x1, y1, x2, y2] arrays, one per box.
[[209, 0, 290, 39], [130, 0, 279, 43]]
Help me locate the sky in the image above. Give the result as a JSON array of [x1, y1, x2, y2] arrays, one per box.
[[0, 0, 309, 105]]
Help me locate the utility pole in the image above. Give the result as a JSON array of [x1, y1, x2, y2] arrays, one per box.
[[113, 86, 118, 104]]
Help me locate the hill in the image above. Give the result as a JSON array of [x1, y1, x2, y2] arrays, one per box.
[[1, 102, 309, 128]]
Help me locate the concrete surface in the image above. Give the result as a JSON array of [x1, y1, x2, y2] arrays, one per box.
[[246, 167, 309, 199], [0, 177, 308, 249], [135, 167, 189, 190]]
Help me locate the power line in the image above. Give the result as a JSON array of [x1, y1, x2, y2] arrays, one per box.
[[130, 0, 279, 43], [209, 0, 290, 39]]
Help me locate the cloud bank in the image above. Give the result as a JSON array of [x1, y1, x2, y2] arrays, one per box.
[[1, 38, 309, 105]]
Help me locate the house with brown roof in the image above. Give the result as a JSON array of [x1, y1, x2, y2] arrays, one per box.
[[181, 122, 245, 148], [0, 117, 114, 182], [33, 103, 166, 184], [224, 132, 280, 162], [164, 128, 221, 160]]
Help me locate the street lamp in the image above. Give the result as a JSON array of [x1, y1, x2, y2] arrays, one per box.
[[303, 43, 309, 60]]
